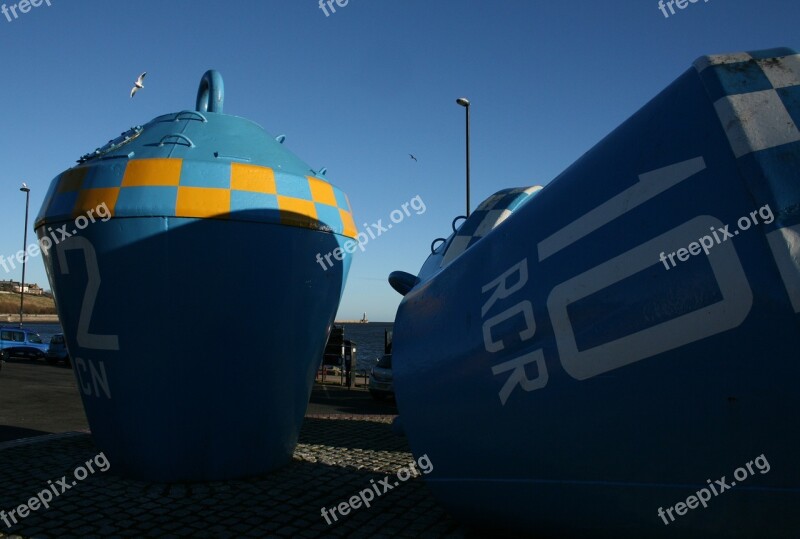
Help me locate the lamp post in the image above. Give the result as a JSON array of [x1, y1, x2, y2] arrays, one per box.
[[456, 97, 471, 217], [19, 183, 30, 328]]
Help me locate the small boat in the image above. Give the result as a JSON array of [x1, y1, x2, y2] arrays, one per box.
[[35, 71, 357, 481], [390, 48, 800, 537], [360, 312, 369, 323]]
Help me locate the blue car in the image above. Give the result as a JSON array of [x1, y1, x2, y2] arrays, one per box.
[[0, 326, 50, 359], [46, 334, 71, 366]]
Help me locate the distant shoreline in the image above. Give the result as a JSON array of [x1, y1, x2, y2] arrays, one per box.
[[334, 321, 392, 324], [0, 316, 391, 326], [0, 314, 60, 324]]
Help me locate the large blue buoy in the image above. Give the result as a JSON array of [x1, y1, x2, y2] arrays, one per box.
[[391, 48, 800, 537], [35, 71, 357, 481]]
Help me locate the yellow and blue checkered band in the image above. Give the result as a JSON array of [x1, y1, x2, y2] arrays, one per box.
[[35, 158, 357, 239]]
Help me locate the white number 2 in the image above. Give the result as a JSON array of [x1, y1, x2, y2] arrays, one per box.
[[57, 237, 120, 351]]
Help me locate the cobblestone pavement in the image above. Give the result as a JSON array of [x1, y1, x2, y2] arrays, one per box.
[[0, 416, 468, 538]]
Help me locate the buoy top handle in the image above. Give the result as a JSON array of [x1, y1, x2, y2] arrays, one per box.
[[196, 70, 225, 113]]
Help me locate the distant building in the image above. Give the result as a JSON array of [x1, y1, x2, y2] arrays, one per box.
[[3, 280, 45, 295], [27, 284, 44, 296]]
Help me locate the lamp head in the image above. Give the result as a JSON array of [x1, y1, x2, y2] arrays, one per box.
[[456, 97, 470, 107], [20, 182, 30, 193]]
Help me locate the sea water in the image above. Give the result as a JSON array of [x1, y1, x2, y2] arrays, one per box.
[[337, 322, 393, 372], [20, 321, 393, 372]]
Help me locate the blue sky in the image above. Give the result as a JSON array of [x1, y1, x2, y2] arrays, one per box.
[[0, 0, 797, 321]]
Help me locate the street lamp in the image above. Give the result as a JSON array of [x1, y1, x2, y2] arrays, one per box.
[[19, 183, 30, 328], [456, 97, 471, 217]]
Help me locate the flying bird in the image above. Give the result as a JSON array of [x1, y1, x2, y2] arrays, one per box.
[[130, 72, 147, 98], [409, 154, 417, 162]]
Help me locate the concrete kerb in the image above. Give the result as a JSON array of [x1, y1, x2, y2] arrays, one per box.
[[0, 431, 88, 452]]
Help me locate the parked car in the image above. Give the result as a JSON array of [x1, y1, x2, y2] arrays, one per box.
[[369, 354, 394, 400], [46, 334, 71, 366], [0, 326, 50, 359]]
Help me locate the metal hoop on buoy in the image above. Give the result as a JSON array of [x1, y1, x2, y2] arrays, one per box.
[[196, 70, 225, 113]]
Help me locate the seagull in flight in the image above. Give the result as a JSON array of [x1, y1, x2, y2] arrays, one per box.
[[409, 154, 417, 162], [130, 72, 147, 98]]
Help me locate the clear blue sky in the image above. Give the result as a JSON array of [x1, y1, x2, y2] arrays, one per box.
[[0, 0, 797, 321]]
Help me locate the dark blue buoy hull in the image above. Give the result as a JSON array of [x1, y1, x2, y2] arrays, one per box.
[[40, 216, 348, 481], [392, 48, 800, 537]]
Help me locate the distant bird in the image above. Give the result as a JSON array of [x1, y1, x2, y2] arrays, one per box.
[[130, 72, 147, 98], [409, 154, 418, 162]]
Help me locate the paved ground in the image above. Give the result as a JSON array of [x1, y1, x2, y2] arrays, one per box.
[[0, 358, 476, 538], [0, 359, 397, 443], [0, 418, 467, 538], [0, 360, 87, 442]]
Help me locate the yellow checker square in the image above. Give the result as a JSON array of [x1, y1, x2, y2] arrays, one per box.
[[277, 195, 318, 227], [123, 158, 183, 187], [73, 188, 120, 219], [176, 187, 231, 218], [58, 167, 89, 193], [231, 163, 276, 194], [308, 177, 337, 206], [339, 209, 357, 238]]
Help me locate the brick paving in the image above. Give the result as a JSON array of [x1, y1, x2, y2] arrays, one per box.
[[0, 416, 467, 538]]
